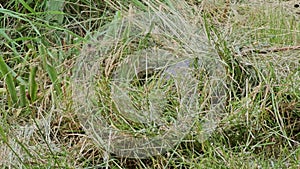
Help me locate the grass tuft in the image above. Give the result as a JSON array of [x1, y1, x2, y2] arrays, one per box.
[[0, 0, 299, 168]]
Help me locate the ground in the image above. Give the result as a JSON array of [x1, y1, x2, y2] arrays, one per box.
[[0, 0, 299, 168]]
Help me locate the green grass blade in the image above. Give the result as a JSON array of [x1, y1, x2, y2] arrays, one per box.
[[29, 66, 38, 103], [0, 8, 40, 36], [19, 84, 27, 107], [17, 0, 35, 13], [0, 56, 18, 105], [131, 0, 147, 11], [39, 45, 62, 96], [0, 29, 19, 54], [46, 64, 62, 96]]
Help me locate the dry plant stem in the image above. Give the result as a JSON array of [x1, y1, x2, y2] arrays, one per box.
[[240, 45, 300, 56], [223, 0, 230, 18]]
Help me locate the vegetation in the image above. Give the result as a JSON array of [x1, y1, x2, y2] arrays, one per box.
[[0, 0, 299, 168]]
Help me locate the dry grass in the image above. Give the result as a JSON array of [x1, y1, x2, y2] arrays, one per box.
[[0, 0, 299, 168]]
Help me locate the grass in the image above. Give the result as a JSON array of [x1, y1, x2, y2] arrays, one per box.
[[0, 0, 299, 168]]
